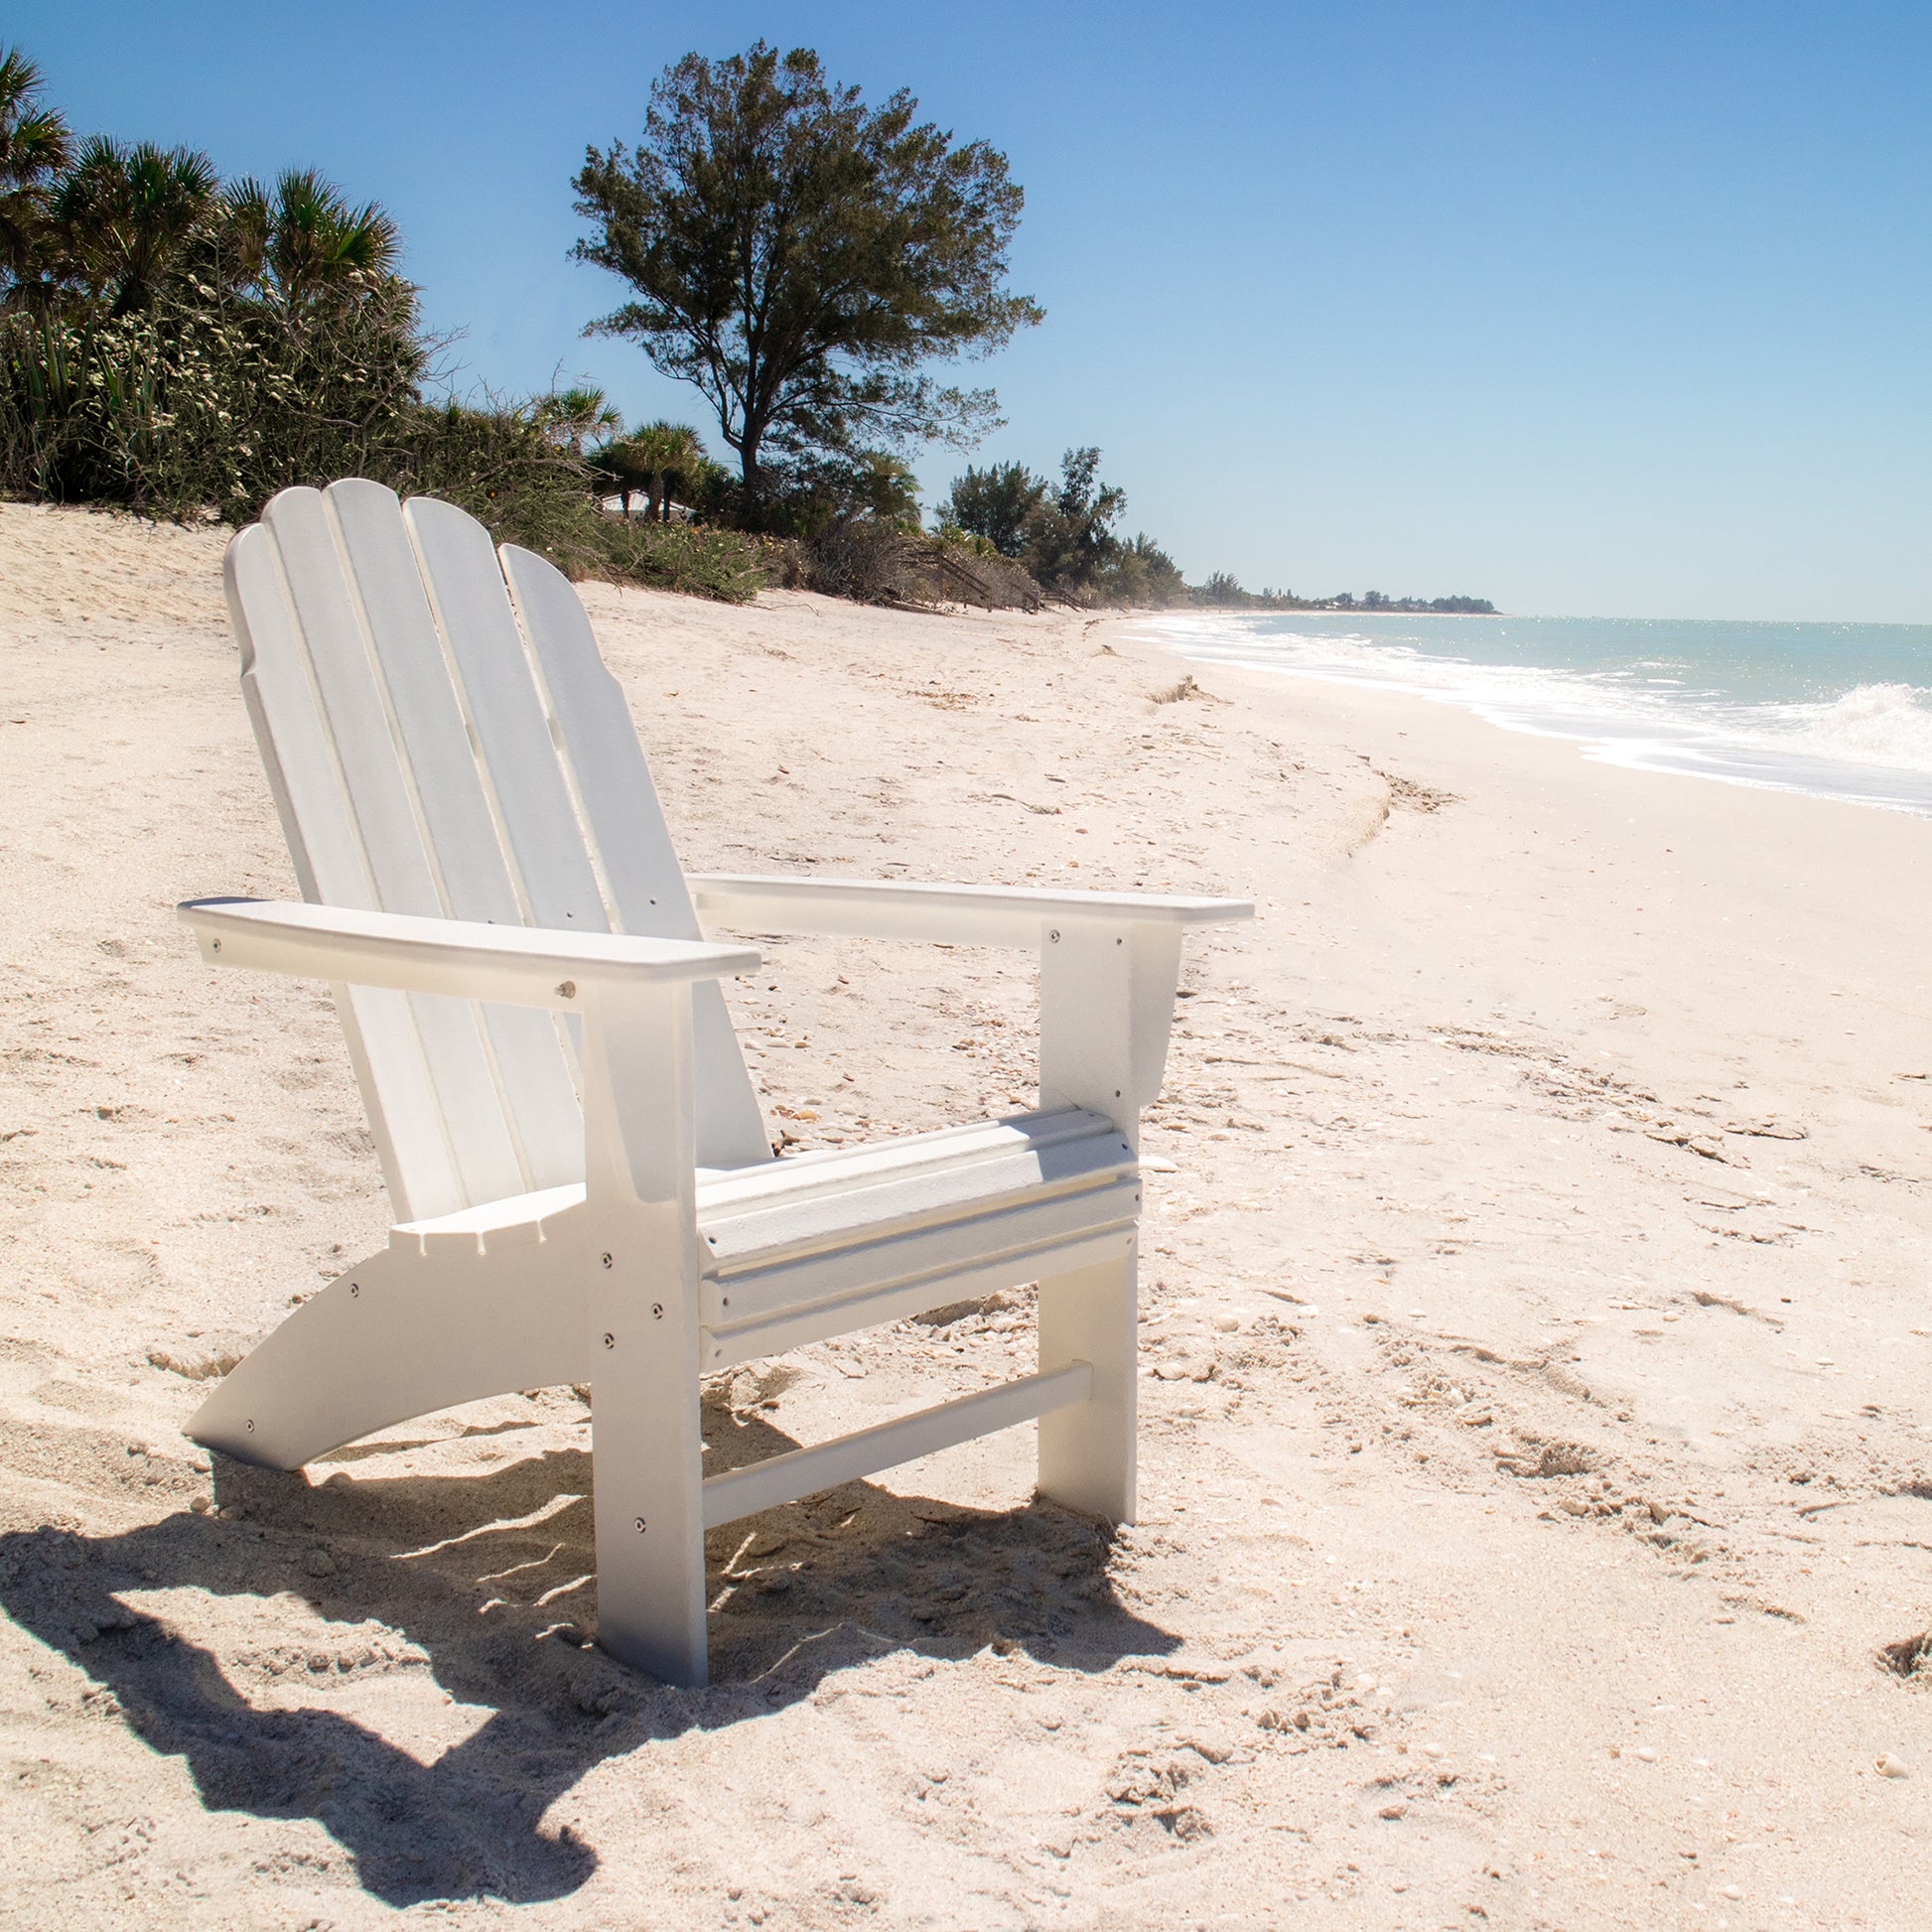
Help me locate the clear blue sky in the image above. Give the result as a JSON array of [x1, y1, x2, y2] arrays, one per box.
[[29, 3, 1932, 620]]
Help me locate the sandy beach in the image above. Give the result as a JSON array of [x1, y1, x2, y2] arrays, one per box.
[[3, 497, 1931, 1929]]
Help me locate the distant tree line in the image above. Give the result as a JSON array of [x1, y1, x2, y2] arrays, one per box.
[[936, 452, 1492, 611], [1194, 578, 1495, 614]]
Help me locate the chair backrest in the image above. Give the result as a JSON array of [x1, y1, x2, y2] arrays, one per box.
[[223, 478, 770, 1222]]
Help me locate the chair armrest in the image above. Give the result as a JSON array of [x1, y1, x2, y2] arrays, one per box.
[[689, 874, 1255, 948], [691, 876, 1251, 1142], [178, 897, 759, 1009]]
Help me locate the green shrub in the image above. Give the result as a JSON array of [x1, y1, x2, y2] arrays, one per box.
[[0, 286, 776, 601], [593, 516, 779, 601], [939, 448, 1186, 605]]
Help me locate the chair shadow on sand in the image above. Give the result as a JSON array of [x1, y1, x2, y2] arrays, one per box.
[[0, 1389, 1178, 1908]]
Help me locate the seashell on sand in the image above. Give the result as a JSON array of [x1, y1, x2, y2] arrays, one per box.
[[1875, 1752, 1910, 1778]]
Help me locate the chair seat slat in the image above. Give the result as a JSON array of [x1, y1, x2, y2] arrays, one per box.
[[387, 1110, 1136, 1296]]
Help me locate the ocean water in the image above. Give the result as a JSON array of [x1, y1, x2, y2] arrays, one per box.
[[1138, 610, 1932, 815]]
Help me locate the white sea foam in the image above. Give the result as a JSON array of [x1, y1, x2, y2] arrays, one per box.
[[1772, 682, 1932, 773], [1137, 613, 1932, 815]]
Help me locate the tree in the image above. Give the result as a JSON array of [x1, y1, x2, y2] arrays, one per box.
[[943, 459, 1043, 556], [944, 445, 1132, 594], [597, 418, 706, 519], [0, 46, 70, 298], [51, 135, 219, 314], [1021, 446, 1126, 593], [219, 168, 400, 310], [1099, 532, 1185, 607], [843, 448, 920, 527], [533, 383, 621, 456], [571, 42, 1041, 521]]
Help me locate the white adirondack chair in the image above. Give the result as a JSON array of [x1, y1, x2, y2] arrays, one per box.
[[177, 479, 1252, 1685]]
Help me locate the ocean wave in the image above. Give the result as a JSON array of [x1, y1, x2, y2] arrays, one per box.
[[1768, 682, 1932, 774], [1145, 616, 1687, 733], [1139, 612, 1932, 814]]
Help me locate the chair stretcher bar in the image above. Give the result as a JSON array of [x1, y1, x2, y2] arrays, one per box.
[[700, 1360, 1094, 1530]]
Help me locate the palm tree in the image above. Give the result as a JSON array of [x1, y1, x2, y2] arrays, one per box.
[[534, 384, 621, 458], [52, 134, 219, 314], [221, 168, 400, 309], [0, 46, 72, 299], [587, 439, 637, 517], [852, 449, 921, 528], [602, 419, 705, 520]]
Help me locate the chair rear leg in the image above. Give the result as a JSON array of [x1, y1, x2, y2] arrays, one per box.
[[187, 1241, 589, 1469], [1036, 1248, 1138, 1522]]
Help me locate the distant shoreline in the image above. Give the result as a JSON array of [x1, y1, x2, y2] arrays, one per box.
[[1197, 597, 1498, 617]]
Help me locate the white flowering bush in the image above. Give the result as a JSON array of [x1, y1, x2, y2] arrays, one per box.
[[0, 270, 421, 518], [0, 278, 775, 600]]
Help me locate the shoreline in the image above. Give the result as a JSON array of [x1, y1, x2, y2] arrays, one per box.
[[3, 502, 1929, 1925], [1134, 605, 1932, 820]]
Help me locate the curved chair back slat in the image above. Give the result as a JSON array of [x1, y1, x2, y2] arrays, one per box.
[[224, 479, 767, 1220]]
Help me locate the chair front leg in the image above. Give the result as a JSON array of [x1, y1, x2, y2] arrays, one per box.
[[1035, 921, 1182, 1525], [580, 981, 709, 1686]]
